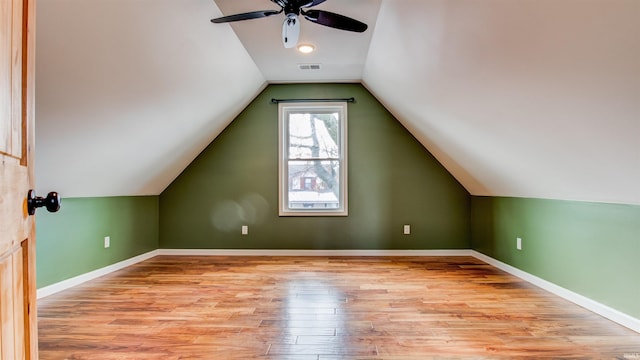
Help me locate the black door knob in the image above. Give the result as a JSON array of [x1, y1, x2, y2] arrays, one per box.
[[27, 190, 61, 215]]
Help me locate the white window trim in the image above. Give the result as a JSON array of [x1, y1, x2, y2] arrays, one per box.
[[278, 102, 348, 216]]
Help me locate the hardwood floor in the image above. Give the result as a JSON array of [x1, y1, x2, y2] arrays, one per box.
[[38, 256, 640, 359]]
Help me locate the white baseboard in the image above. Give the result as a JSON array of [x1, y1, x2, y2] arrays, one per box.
[[37, 250, 160, 299], [36, 248, 639, 334], [157, 249, 473, 257], [471, 250, 640, 334]]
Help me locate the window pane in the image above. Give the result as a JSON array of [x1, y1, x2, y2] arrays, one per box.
[[287, 160, 340, 209], [288, 112, 339, 159]]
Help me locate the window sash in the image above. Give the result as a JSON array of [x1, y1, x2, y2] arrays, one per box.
[[279, 102, 348, 216]]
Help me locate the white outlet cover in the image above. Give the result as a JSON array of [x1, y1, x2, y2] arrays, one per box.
[[403, 225, 411, 235], [241, 226, 248, 235], [516, 237, 522, 250]]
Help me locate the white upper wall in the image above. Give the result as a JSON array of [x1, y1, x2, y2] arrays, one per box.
[[35, 0, 265, 197], [35, 0, 640, 205], [364, 0, 640, 205]]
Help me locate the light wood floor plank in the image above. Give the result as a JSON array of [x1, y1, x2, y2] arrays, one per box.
[[38, 256, 640, 359]]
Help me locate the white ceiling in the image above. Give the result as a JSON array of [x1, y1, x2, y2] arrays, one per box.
[[36, 0, 265, 197], [35, 0, 640, 205], [363, 0, 640, 205]]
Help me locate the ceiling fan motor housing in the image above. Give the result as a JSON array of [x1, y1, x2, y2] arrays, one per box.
[[284, 1, 301, 17]]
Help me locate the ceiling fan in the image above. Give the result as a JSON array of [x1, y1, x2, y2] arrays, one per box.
[[211, 0, 368, 49]]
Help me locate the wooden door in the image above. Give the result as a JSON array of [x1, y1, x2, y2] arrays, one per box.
[[1, 0, 37, 357]]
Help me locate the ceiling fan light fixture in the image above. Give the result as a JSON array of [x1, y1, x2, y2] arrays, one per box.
[[282, 14, 300, 48], [297, 44, 315, 54]]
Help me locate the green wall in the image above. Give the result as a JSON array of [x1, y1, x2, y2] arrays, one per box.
[[471, 196, 640, 319], [159, 83, 471, 249], [36, 196, 159, 288]]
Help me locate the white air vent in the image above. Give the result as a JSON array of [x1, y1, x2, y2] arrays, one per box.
[[298, 63, 321, 70]]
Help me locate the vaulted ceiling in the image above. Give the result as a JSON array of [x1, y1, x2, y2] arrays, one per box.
[[35, 0, 640, 205]]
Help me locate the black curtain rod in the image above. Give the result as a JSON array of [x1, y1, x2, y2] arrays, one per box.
[[271, 97, 355, 104]]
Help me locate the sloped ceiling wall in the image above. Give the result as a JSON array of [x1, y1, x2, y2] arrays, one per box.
[[35, 0, 265, 197], [364, 0, 640, 205], [35, 0, 640, 205]]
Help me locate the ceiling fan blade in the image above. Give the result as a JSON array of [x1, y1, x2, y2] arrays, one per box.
[[211, 9, 282, 23], [301, 0, 327, 8], [301, 9, 368, 32], [270, 0, 288, 8]]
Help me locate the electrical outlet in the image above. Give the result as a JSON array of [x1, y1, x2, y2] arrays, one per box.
[[403, 225, 411, 235], [104, 236, 110, 248], [241, 225, 248, 235], [516, 237, 522, 250]]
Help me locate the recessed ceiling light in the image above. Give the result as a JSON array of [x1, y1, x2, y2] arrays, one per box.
[[297, 44, 315, 54]]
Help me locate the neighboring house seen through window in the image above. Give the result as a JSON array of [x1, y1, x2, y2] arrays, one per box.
[[278, 102, 348, 216]]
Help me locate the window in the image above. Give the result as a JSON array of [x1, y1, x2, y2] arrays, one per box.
[[279, 102, 348, 216]]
